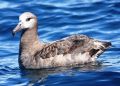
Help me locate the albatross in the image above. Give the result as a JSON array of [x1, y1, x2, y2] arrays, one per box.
[[12, 12, 111, 69]]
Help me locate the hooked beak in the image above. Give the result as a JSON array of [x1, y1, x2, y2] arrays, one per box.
[[12, 23, 22, 36]]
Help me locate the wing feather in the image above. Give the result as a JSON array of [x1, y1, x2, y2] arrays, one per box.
[[34, 34, 91, 59]]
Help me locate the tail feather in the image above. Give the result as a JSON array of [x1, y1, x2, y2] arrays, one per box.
[[92, 41, 111, 57], [86, 41, 111, 62], [102, 42, 112, 48]]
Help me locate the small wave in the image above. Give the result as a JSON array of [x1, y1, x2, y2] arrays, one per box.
[[0, 1, 19, 9]]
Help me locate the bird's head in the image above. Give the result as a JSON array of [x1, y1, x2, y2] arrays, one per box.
[[12, 12, 37, 36]]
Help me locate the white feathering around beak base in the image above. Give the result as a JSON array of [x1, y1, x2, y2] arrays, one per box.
[[19, 17, 36, 29], [12, 12, 37, 36], [21, 19, 35, 29], [19, 12, 37, 29]]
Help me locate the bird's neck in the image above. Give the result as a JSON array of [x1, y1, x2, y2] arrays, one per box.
[[19, 27, 42, 57], [20, 27, 38, 45]]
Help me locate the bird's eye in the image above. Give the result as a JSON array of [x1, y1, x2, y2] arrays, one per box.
[[26, 18, 31, 21]]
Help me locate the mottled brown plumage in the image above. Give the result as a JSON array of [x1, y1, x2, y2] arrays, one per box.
[[12, 12, 111, 69], [35, 35, 89, 59]]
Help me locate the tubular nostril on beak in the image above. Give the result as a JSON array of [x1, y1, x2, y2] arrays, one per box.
[[12, 22, 22, 37]]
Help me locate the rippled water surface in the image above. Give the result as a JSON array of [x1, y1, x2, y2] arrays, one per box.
[[0, 0, 120, 86]]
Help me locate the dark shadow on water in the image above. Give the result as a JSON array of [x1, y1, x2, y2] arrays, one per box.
[[19, 61, 102, 85]]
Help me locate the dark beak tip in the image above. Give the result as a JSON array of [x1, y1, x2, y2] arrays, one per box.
[[12, 31, 15, 37]]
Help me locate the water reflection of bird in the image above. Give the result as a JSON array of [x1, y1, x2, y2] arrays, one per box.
[[20, 61, 102, 85], [12, 12, 111, 69]]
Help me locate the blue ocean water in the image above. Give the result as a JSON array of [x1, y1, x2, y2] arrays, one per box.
[[0, 0, 120, 86]]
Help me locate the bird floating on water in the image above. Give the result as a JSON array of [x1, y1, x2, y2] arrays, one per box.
[[12, 12, 111, 69]]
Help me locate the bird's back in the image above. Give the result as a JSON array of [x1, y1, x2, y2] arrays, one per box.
[[33, 34, 111, 68]]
